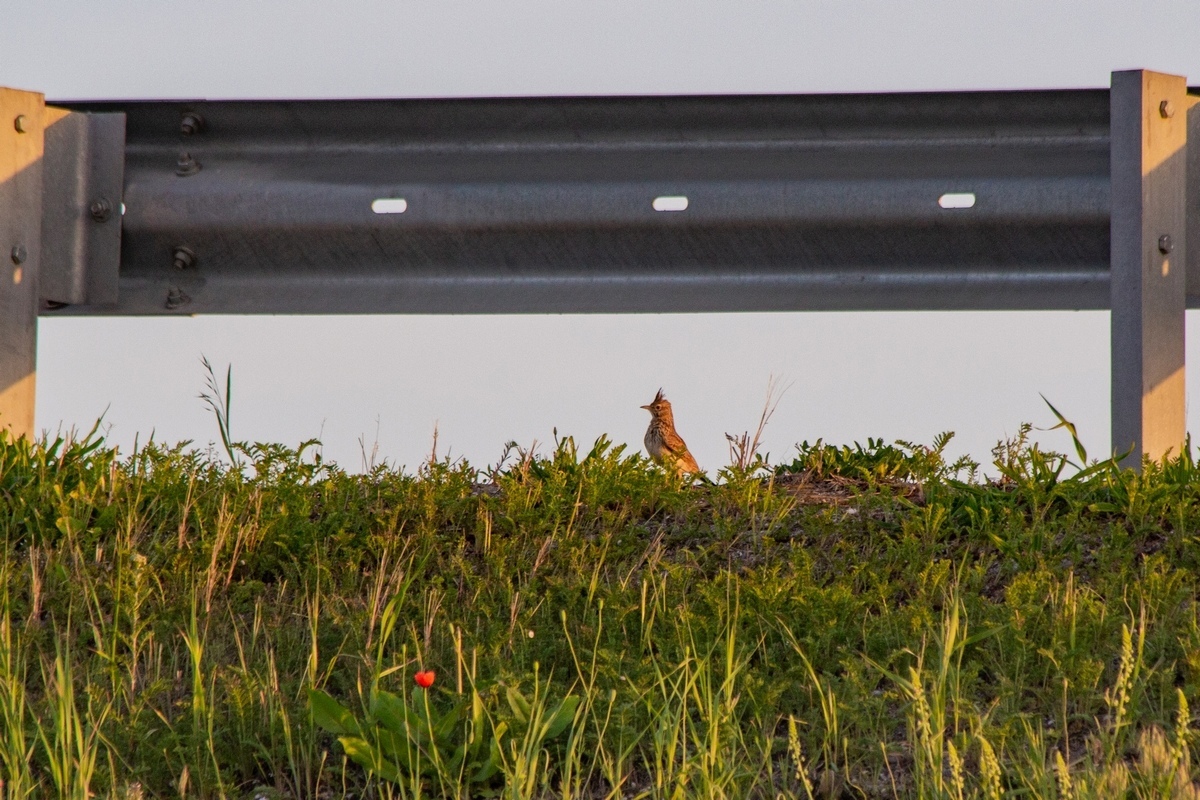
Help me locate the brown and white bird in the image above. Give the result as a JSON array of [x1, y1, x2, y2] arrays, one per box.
[[641, 389, 702, 477]]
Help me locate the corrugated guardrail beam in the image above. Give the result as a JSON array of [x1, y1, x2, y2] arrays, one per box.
[[55, 87, 1122, 315]]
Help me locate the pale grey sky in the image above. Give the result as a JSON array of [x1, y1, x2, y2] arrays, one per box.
[[5, 1, 1200, 471]]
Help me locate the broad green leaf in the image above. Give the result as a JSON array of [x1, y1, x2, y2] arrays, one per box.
[[472, 749, 501, 784], [340, 736, 401, 783], [375, 728, 420, 774], [482, 723, 508, 782], [55, 516, 86, 538], [449, 741, 469, 773], [506, 686, 531, 724], [308, 689, 361, 737], [471, 690, 486, 737], [434, 698, 466, 742], [543, 695, 580, 740], [373, 690, 424, 742]]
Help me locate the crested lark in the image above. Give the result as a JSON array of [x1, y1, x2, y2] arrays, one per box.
[[641, 389, 701, 477]]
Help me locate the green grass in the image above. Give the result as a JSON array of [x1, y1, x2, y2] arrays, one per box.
[[2, 419, 1200, 799]]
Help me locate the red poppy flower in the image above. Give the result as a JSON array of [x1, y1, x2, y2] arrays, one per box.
[[414, 670, 436, 688]]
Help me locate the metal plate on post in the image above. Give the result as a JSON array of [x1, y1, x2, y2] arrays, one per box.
[[1110, 70, 1189, 467], [0, 87, 45, 440], [40, 107, 125, 305]]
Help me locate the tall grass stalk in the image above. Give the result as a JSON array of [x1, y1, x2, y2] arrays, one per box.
[[0, 564, 35, 799], [34, 630, 111, 799]]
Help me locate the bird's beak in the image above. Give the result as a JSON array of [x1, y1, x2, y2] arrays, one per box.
[[640, 404, 651, 410]]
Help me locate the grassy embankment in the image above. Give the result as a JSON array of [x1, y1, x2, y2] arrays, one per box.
[[2, 410, 1200, 798]]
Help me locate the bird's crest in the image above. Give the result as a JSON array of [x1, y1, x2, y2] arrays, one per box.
[[641, 388, 672, 415]]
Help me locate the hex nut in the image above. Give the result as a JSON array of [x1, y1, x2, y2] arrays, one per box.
[[90, 198, 113, 222], [175, 152, 201, 177], [180, 112, 205, 136], [10, 245, 27, 265], [172, 245, 197, 270], [165, 286, 191, 309], [1158, 234, 1174, 255], [13, 115, 28, 133], [1159, 99, 1175, 119]]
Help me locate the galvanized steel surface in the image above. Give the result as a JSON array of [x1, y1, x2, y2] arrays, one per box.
[[39, 109, 125, 305], [46, 89, 1143, 314]]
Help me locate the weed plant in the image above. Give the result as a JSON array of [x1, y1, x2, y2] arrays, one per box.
[[2, 415, 1200, 798]]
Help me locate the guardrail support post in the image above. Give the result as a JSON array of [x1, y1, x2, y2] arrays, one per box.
[[0, 88, 44, 441], [1110, 70, 1189, 468]]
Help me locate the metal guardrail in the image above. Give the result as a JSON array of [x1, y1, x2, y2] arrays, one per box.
[[1, 71, 1197, 467], [56, 89, 1118, 315]]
